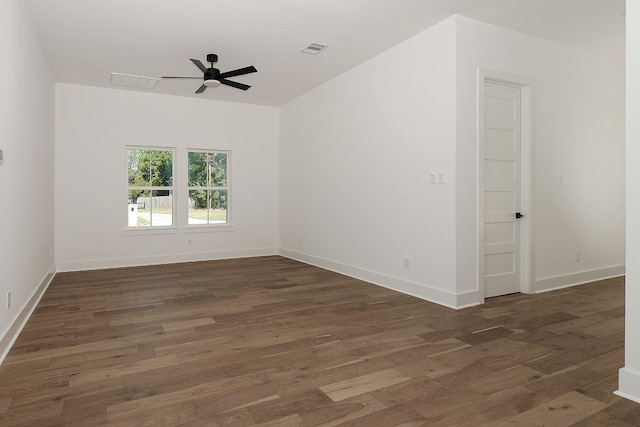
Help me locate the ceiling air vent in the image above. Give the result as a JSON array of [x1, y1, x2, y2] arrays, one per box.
[[301, 43, 329, 55], [110, 72, 159, 90]]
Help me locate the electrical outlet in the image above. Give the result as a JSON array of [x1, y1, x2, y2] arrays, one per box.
[[576, 251, 581, 262], [438, 172, 445, 184], [298, 237, 302, 246], [7, 292, 11, 309], [403, 257, 410, 269]]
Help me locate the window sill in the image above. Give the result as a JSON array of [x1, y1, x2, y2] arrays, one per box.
[[122, 226, 180, 236], [185, 224, 235, 233]]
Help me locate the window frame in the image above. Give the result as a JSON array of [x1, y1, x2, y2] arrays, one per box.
[[125, 145, 177, 231], [186, 148, 231, 228]]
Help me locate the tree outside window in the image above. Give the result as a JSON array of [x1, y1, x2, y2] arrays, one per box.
[[188, 150, 229, 225], [127, 147, 175, 227]]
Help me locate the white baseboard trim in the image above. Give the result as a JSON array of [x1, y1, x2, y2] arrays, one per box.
[[615, 368, 640, 404], [455, 290, 484, 309], [56, 248, 279, 272], [278, 248, 475, 309], [534, 265, 625, 293], [0, 264, 56, 365]]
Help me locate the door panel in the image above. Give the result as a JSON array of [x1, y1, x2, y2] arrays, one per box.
[[483, 82, 522, 298], [485, 128, 515, 151], [485, 222, 514, 245]]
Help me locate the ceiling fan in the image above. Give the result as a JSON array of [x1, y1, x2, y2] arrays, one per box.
[[162, 54, 257, 93]]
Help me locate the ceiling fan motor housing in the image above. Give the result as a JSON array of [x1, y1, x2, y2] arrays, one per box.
[[204, 68, 221, 81], [206, 54, 218, 63]]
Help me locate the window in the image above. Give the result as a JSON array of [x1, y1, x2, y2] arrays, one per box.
[[127, 147, 175, 228], [187, 150, 229, 225]]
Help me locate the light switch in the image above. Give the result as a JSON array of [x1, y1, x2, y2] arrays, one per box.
[[0, 149, 3, 162], [437, 172, 445, 184], [430, 172, 437, 184]]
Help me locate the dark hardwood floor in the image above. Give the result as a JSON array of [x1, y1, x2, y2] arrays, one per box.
[[0, 256, 638, 426]]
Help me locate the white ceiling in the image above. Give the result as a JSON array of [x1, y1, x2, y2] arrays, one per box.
[[24, 0, 625, 107]]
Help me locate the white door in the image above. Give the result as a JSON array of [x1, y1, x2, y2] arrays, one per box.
[[483, 82, 522, 298]]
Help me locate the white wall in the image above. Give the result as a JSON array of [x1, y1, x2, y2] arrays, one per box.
[[618, 0, 640, 404], [455, 16, 625, 301], [0, 1, 56, 360], [279, 15, 624, 308], [55, 84, 279, 270], [280, 17, 460, 306]]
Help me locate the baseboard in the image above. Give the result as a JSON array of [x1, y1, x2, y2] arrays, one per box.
[[278, 248, 472, 309], [454, 290, 484, 309], [0, 264, 56, 364], [616, 368, 640, 404], [56, 248, 279, 272], [534, 265, 625, 293]]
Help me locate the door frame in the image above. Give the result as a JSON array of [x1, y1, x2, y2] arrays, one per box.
[[477, 68, 535, 300]]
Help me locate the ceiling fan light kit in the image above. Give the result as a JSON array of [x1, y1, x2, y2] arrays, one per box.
[[161, 53, 257, 94], [204, 79, 221, 88]]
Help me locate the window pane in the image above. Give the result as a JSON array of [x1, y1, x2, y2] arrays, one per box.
[[210, 152, 228, 187], [149, 190, 173, 226], [127, 147, 175, 229], [188, 189, 208, 225], [210, 190, 227, 224], [188, 152, 207, 186], [188, 189, 227, 224], [128, 149, 150, 186], [151, 150, 173, 186], [187, 150, 229, 226], [128, 190, 150, 227]]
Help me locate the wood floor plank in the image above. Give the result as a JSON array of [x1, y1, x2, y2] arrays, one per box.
[[106, 374, 262, 420], [2, 338, 125, 365], [161, 317, 216, 332], [189, 382, 279, 415], [0, 398, 11, 414], [422, 386, 548, 426], [577, 374, 625, 405], [11, 376, 125, 410], [604, 398, 640, 426], [193, 407, 257, 427], [0, 400, 63, 426], [67, 354, 180, 387], [467, 364, 543, 395], [300, 394, 387, 427], [0, 256, 636, 425], [247, 389, 333, 424], [570, 411, 638, 427], [259, 413, 305, 426], [319, 368, 412, 402], [525, 366, 605, 399], [327, 403, 426, 426], [107, 401, 198, 427], [495, 391, 606, 426], [408, 387, 487, 420]]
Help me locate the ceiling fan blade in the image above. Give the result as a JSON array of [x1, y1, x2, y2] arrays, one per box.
[[219, 66, 257, 79], [161, 76, 202, 79], [220, 79, 251, 91], [195, 84, 207, 94], [190, 59, 208, 73]]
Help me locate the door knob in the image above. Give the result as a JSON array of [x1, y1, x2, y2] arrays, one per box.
[[515, 212, 524, 219]]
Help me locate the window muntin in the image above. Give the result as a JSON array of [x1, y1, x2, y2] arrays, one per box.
[[187, 150, 229, 225], [127, 147, 175, 228]]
